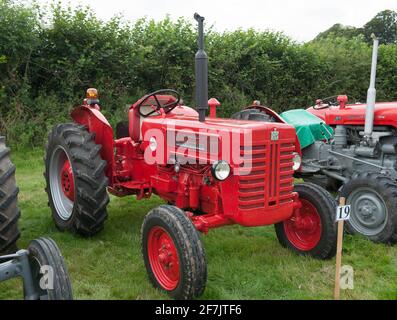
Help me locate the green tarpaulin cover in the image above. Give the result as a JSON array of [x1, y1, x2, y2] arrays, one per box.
[[280, 109, 334, 149]]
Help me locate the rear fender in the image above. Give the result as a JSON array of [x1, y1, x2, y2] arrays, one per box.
[[71, 105, 114, 182], [248, 105, 302, 168], [248, 105, 286, 123]]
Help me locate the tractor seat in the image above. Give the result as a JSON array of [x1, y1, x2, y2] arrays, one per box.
[[129, 95, 177, 141], [116, 121, 129, 139]]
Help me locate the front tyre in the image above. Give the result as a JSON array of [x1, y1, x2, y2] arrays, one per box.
[[141, 205, 207, 300], [44, 123, 109, 236], [26, 237, 73, 300], [275, 183, 337, 259]]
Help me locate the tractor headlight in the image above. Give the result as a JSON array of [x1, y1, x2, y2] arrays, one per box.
[[292, 152, 301, 171], [211, 160, 231, 181]]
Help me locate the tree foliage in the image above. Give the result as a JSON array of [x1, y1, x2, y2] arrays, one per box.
[[364, 10, 397, 44], [315, 23, 362, 41], [0, 1, 396, 147], [316, 9, 397, 45]]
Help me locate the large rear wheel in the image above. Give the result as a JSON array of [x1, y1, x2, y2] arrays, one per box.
[[340, 173, 397, 244], [0, 137, 20, 254], [44, 123, 109, 236], [275, 183, 337, 259], [141, 205, 207, 299]]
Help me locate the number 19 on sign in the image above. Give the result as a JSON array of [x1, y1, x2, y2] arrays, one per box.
[[336, 204, 351, 221]]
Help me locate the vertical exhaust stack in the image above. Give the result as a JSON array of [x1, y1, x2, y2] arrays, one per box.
[[364, 34, 379, 141], [194, 13, 208, 122]]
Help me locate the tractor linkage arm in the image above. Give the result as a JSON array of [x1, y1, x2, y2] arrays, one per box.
[[0, 250, 39, 299]]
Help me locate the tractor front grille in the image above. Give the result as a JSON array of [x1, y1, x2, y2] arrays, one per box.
[[237, 140, 295, 210]]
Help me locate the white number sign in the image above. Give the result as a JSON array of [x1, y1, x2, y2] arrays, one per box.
[[336, 205, 351, 221]]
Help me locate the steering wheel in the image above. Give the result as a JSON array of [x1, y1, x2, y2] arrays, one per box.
[[313, 95, 340, 110], [137, 89, 181, 117]]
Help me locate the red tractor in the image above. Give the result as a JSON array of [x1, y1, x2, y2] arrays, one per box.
[[44, 14, 337, 299]]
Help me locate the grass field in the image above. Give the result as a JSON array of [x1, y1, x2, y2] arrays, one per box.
[[1, 148, 397, 300]]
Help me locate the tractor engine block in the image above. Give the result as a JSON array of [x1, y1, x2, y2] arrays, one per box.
[[300, 125, 397, 184]]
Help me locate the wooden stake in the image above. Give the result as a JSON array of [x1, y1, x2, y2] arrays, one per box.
[[334, 197, 346, 300]]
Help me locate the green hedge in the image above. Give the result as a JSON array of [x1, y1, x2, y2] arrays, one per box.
[[1, 0, 397, 148]]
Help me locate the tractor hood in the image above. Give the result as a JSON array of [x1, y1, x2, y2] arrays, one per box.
[[140, 116, 297, 166], [307, 101, 397, 128]]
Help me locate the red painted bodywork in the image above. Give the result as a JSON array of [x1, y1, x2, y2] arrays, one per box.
[[71, 96, 303, 233], [283, 198, 321, 251], [71, 101, 115, 182], [208, 98, 221, 118], [147, 226, 180, 290], [337, 95, 348, 109], [60, 158, 75, 201], [307, 101, 397, 128]]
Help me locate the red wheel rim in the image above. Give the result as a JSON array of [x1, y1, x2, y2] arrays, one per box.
[[147, 226, 180, 291], [60, 159, 75, 201], [284, 199, 322, 251]]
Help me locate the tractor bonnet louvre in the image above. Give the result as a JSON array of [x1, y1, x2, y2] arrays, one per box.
[[237, 139, 295, 210], [269, 143, 279, 199]]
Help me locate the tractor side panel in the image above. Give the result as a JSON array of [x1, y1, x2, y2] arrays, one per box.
[[71, 106, 115, 183], [307, 102, 397, 128]]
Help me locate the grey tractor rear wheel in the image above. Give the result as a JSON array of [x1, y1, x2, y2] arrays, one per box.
[[0, 137, 20, 254], [340, 172, 397, 244], [44, 123, 109, 236], [26, 237, 73, 300], [141, 205, 207, 300]]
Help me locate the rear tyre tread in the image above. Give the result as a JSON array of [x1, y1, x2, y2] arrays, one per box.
[[0, 137, 20, 254], [44, 123, 109, 237]]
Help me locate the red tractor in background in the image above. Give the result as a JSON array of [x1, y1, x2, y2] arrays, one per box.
[[44, 14, 337, 299]]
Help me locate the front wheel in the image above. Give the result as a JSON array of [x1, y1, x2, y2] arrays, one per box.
[[275, 183, 337, 259], [25, 237, 73, 300], [141, 205, 207, 300]]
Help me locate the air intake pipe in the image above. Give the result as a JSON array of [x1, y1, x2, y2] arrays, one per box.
[[364, 34, 379, 140], [194, 13, 208, 122]]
